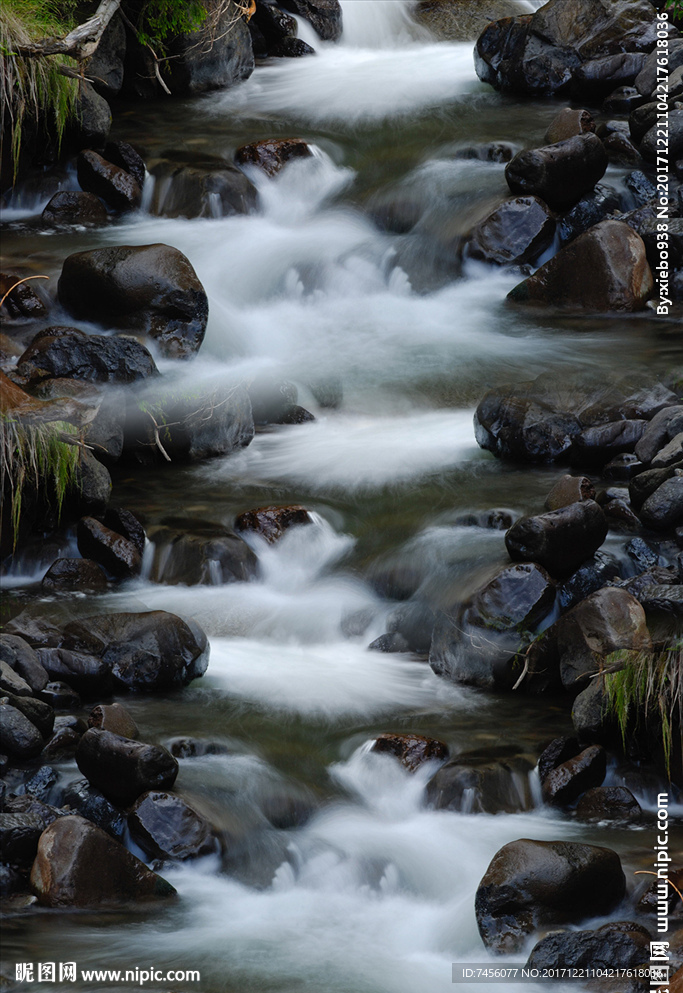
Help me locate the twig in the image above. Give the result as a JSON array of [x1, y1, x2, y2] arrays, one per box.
[[0, 275, 49, 310], [15, 0, 121, 60], [634, 871, 683, 903]]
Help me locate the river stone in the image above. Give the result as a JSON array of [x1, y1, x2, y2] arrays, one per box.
[[557, 185, 622, 245], [88, 703, 139, 740], [103, 140, 146, 189], [250, 2, 298, 52], [508, 220, 653, 313], [636, 406, 683, 464], [16, 326, 158, 385], [76, 517, 142, 580], [475, 15, 579, 97], [71, 81, 111, 151], [58, 244, 209, 360], [529, 0, 657, 60], [42, 725, 81, 761], [639, 475, 683, 531], [0, 704, 45, 758], [2, 693, 55, 739], [544, 475, 595, 511], [86, 13, 126, 99], [475, 838, 626, 953], [30, 815, 176, 907], [425, 754, 534, 814], [576, 786, 642, 823], [541, 744, 606, 806], [573, 419, 647, 466], [525, 927, 649, 973], [128, 791, 220, 861], [370, 733, 448, 772], [544, 108, 595, 145], [35, 648, 112, 696], [505, 500, 607, 578], [77, 150, 142, 212], [652, 434, 683, 470], [463, 196, 555, 267], [148, 156, 258, 220], [75, 450, 113, 518], [640, 110, 683, 164], [0, 800, 63, 864], [235, 138, 313, 176], [42, 558, 109, 593], [279, 0, 341, 41], [269, 36, 315, 57], [571, 678, 608, 743], [61, 779, 126, 839], [630, 466, 680, 511], [60, 610, 209, 692], [148, 519, 258, 586], [42, 191, 108, 227], [505, 134, 607, 212], [537, 736, 580, 784], [0, 272, 48, 319], [0, 635, 49, 694], [39, 681, 81, 711], [571, 52, 647, 100], [558, 551, 622, 611], [234, 505, 313, 543], [76, 729, 178, 807], [102, 508, 146, 554]]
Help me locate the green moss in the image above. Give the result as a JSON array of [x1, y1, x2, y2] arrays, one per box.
[[134, 0, 208, 48]]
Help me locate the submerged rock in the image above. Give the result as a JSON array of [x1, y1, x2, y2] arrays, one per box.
[[371, 733, 448, 772], [235, 138, 313, 176], [148, 155, 258, 219], [147, 519, 258, 586], [234, 505, 313, 543], [576, 786, 642, 823], [425, 753, 534, 813], [541, 744, 606, 806]]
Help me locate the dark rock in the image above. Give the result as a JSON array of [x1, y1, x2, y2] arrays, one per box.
[[367, 632, 410, 653], [635, 38, 683, 97], [148, 155, 257, 219], [248, 377, 298, 425], [626, 537, 659, 571], [61, 610, 209, 692], [505, 134, 608, 212], [235, 138, 313, 176], [71, 81, 111, 151], [38, 682, 81, 711], [0, 797, 62, 863], [451, 509, 516, 530], [544, 108, 595, 144], [128, 791, 219, 861], [279, 0, 341, 41], [75, 729, 178, 807], [103, 140, 146, 189], [505, 500, 608, 578], [557, 185, 622, 244], [572, 678, 608, 743], [629, 101, 658, 143], [370, 733, 448, 772], [75, 450, 112, 517], [0, 704, 44, 758], [630, 465, 680, 510], [17, 326, 157, 385], [41, 726, 82, 761], [25, 765, 58, 801], [475, 15, 579, 97], [35, 648, 112, 697], [603, 453, 645, 480], [602, 85, 646, 114], [259, 792, 314, 829], [525, 927, 648, 973], [537, 736, 580, 784], [652, 433, 683, 469], [640, 475, 683, 531], [426, 754, 534, 814], [636, 584, 683, 616], [541, 744, 607, 805], [454, 142, 516, 163], [77, 150, 142, 212], [0, 635, 48, 694], [508, 220, 653, 313], [86, 13, 126, 99], [166, 737, 230, 759], [30, 815, 176, 907], [42, 191, 108, 227], [102, 508, 146, 555], [147, 520, 258, 586], [76, 517, 142, 579], [603, 497, 642, 532], [58, 244, 209, 360], [601, 129, 641, 164], [1, 694, 54, 739], [576, 786, 642, 823], [88, 703, 139, 740], [573, 419, 647, 465], [251, 0, 298, 49], [571, 52, 647, 99], [463, 196, 556, 267], [42, 557, 109, 593], [544, 475, 596, 511], [475, 838, 625, 953], [416, 0, 521, 41], [234, 505, 313, 543], [0, 272, 47, 319], [61, 779, 126, 839], [528, 0, 657, 59], [0, 865, 23, 896], [279, 404, 315, 424], [640, 110, 683, 163]]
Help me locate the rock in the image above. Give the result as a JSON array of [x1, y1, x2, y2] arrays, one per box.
[[558, 551, 622, 611], [75, 450, 112, 517], [601, 128, 641, 162], [58, 244, 209, 360], [630, 466, 680, 510], [505, 500, 607, 578], [41, 726, 82, 761], [505, 134, 607, 212], [571, 52, 647, 100], [544, 108, 595, 145], [269, 37, 315, 57], [576, 786, 641, 823], [572, 678, 608, 742], [0, 799, 62, 864], [76, 517, 142, 579], [537, 736, 581, 784], [88, 703, 139, 740], [544, 475, 596, 511], [425, 753, 534, 814], [451, 509, 516, 530], [525, 927, 649, 972], [0, 704, 45, 758], [368, 632, 410, 653], [652, 434, 683, 470], [429, 563, 555, 689], [39, 681, 81, 711], [24, 765, 58, 801], [30, 815, 176, 907], [128, 791, 219, 861], [148, 154, 258, 219], [75, 729, 178, 807], [42, 558, 109, 593], [557, 185, 621, 244], [16, 326, 158, 385], [42, 191, 108, 227], [603, 453, 645, 481], [279, 0, 341, 41], [235, 138, 313, 176], [103, 140, 146, 189], [250, 1, 298, 53], [147, 519, 258, 586], [475, 838, 626, 953], [77, 150, 142, 212], [541, 744, 606, 805], [61, 779, 126, 839], [71, 81, 111, 150], [234, 505, 313, 543], [85, 13, 126, 99], [603, 497, 642, 532], [35, 648, 112, 696], [508, 220, 653, 313], [102, 508, 146, 554], [416, 0, 520, 41], [454, 142, 517, 163], [640, 476, 683, 531], [2, 693, 54, 739], [61, 610, 209, 692], [573, 419, 647, 465], [629, 101, 658, 144], [0, 635, 48, 694], [640, 110, 683, 164], [463, 196, 556, 267], [370, 733, 448, 772], [0, 272, 48, 320], [166, 737, 230, 759], [529, 0, 657, 59]]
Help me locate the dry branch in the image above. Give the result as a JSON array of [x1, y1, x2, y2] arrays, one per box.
[[15, 0, 121, 60]]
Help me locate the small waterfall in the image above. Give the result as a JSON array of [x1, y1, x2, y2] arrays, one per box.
[[339, 0, 428, 49]]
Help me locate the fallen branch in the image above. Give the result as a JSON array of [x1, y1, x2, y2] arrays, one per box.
[[15, 0, 121, 61], [0, 275, 49, 310]]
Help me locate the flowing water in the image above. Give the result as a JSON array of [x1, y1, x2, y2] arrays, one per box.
[[2, 2, 682, 991]]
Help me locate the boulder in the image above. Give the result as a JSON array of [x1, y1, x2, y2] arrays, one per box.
[[544, 475, 595, 511], [370, 733, 448, 772], [0, 659, 37, 697], [102, 508, 146, 554], [279, 0, 341, 41], [2, 694, 55, 739], [30, 815, 176, 907], [630, 466, 680, 511], [269, 37, 315, 57], [639, 475, 683, 531], [640, 110, 683, 164], [147, 519, 258, 586], [541, 744, 606, 805], [0, 799, 63, 864], [508, 220, 653, 313], [571, 52, 647, 100], [148, 155, 258, 219], [42, 191, 108, 227], [103, 140, 146, 189], [58, 244, 209, 360], [71, 81, 111, 150], [425, 753, 534, 813], [528, 0, 657, 60], [35, 648, 112, 696], [572, 678, 609, 743], [505, 500, 607, 578], [572, 419, 647, 465], [234, 505, 313, 543], [544, 108, 595, 145], [635, 38, 683, 98], [75, 450, 113, 517], [42, 557, 109, 594], [558, 551, 622, 611], [0, 703, 45, 758], [61, 779, 126, 839], [475, 838, 626, 953], [557, 185, 621, 245], [85, 13, 126, 99], [75, 729, 178, 807], [463, 196, 556, 267], [235, 138, 313, 176], [0, 635, 49, 693], [88, 703, 139, 740], [537, 736, 580, 784], [39, 681, 81, 711], [0, 272, 48, 320], [525, 926, 649, 972], [16, 326, 158, 385], [249, 1, 298, 54], [576, 786, 642, 823], [77, 150, 142, 212], [76, 517, 142, 579], [505, 134, 608, 212], [128, 791, 220, 861]]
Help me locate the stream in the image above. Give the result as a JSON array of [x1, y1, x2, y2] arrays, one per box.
[[2, 2, 682, 991]]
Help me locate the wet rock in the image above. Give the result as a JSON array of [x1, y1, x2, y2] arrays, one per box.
[[544, 475, 595, 511], [475, 838, 626, 953], [61, 610, 209, 692], [102, 508, 146, 554], [35, 648, 111, 697], [637, 866, 683, 921], [537, 736, 580, 784], [505, 500, 608, 578], [30, 814, 176, 907], [576, 786, 642, 823], [250, 1, 298, 53], [58, 244, 209, 360], [571, 52, 647, 100], [368, 632, 410, 653], [148, 519, 258, 586], [24, 765, 58, 801], [454, 142, 516, 163], [525, 927, 648, 973], [463, 196, 556, 267], [1, 797, 63, 863], [640, 475, 683, 531], [148, 155, 258, 219], [603, 453, 645, 481], [0, 704, 45, 758], [269, 35, 316, 57], [71, 81, 111, 150], [279, 0, 341, 41], [61, 779, 125, 839], [1, 694, 54, 739], [572, 679, 608, 743], [77, 150, 141, 212], [88, 703, 139, 740], [76, 729, 178, 807], [629, 101, 658, 144], [103, 141, 146, 189], [630, 466, 680, 511], [16, 326, 157, 385], [39, 682, 81, 711], [505, 134, 608, 212], [76, 516, 142, 579], [75, 450, 112, 518], [640, 110, 683, 164], [86, 14, 126, 99], [371, 733, 448, 772], [234, 505, 313, 543], [129, 791, 220, 861], [475, 15, 580, 96], [426, 753, 534, 814], [508, 220, 653, 313], [248, 377, 299, 425], [601, 128, 642, 163], [0, 636, 48, 694], [603, 497, 642, 532], [166, 737, 230, 759], [541, 744, 606, 806], [557, 185, 622, 245], [529, 0, 657, 59], [573, 419, 647, 466], [416, 0, 520, 41], [0, 272, 48, 320], [544, 108, 595, 145], [235, 138, 313, 176], [41, 726, 82, 761], [636, 584, 683, 616], [652, 434, 683, 470], [42, 191, 108, 227], [451, 509, 516, 530], [42, 557, 109, 593]]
